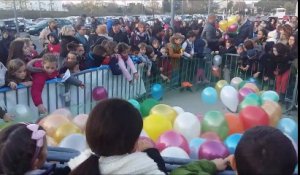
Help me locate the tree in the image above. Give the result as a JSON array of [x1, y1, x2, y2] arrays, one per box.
[[284, 2, 295, 15], [162, 0, 171, 13], [227, 1, 234, 14], [255, 0, 296, 13], [233, 1, 247, 13]]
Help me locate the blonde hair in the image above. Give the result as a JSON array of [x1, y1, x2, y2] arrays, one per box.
[[96, 24, 108, 35], [60, 25, 75, 36], [7, 58, 26, 76]]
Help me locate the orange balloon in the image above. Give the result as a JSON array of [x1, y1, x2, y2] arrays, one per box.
[[39, 114, 70, 137], [225, 113, 244, 135], [53, 122, 81, 143], [243, 83, 259, 93], [72, 114, 89, 132], [212, 67, 221, 78], [261, 101, 282, 127], [46, 136, 58, 147]]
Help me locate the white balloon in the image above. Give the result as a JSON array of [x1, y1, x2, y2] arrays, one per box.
[[160, 146, 190, 159], [230, 77, 243, 90], [174, 112, 201, 142], [140, 129, 149, 137], [172, 106, 185, 115], [51, 108, 73, 119], [220, 86, 239, 112], [59, 134, 87, 152]]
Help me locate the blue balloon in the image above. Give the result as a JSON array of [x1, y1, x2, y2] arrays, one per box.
[[201, 87, 218, 105], [277, 118, 298, 143], [128, 99, 141, 111], [224, 133, 242, 154], [189, 138, 206, 159], [151, 84, 164, 100]]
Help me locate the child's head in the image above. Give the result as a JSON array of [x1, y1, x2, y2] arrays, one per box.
[[237, 43, 244, 54], [116, 42, 130, 57], [130, 45, 140, 56], [225, 38, 234, 48], [151, 39, 160, 49], [92, 45, 107, 57], [145, 45, 155, 58], [160, 47, 167, 56], [257, 29, 267, 40], [233, 126, 297, 175], [103, 41, 117, 56], [288, 34, 297, 47], [186, 31, 196, 42], [42, 53, 58, 74], [137, 22, 146, 33], [71, 99, 142, 175], [65, 60, 80, 73], [138, 42, 147, 54], [47, 33, 59, 45], [264, 41, 275, 54], [170, 33, 185, 45], [243, 39, 254, 51], [76, 44, 85, 56], [66, 51, 79, 62], [67, 42, 80, 52], [7, 58, 27, 80], [273, 43, 288, 57], [0, 123, 47, 174], [8, 39, 28, 61]]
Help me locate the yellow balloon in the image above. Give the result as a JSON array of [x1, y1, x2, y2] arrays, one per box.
[[261, 101, 282, 127], [39, 114, 70, 137], [219, 20, 228, 32], [143, 115, 172, 142], [150, 104, 178, 124], [215, 80, 228, 94], [243, 83, 259, 93], [227, 15, 238, 26], [53, 122, 81, 143], [46, 136, 58, 147]]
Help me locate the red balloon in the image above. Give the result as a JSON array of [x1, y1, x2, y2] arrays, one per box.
[[238, 88, 255, 102], [92, 86, 108, 101], [200, 132, 222, 142], [156, 131, 190, 154], [211, 66, 221, 78], [227, 24, 238, 33], [198, 140, 229, 160], [239, 106, 270, 130]]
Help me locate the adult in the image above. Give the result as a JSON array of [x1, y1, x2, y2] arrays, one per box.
[[59, 25, 79, 64], [108, 21, 129, 44], [7, 39, 31, 63], [76, 14, 87, 26], [90, 16, 99, 34], [288, 34, 298, 61], [88, 24, 112, 50], [151, 25, 164, 45], [234, 11, 253, 46], [0, 30, 14, 66], [278, 24, 293, 45], [39, 19, 59, 46], [201, 14, 222, 51], [75, 24, 89, 54]]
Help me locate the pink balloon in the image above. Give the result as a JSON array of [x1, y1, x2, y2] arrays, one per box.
[[198, 140, 230, 160], [200, 132, 222, 142], [92, 86, 108, 101], [72, 114, 89, 132], [227, 24, 238, 33], [156, 131, 190, 154], [238, 88, 255, 102]]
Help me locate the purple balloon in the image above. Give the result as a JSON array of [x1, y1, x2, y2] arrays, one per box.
[[156, 131, 190, 154], [238, 88, 255, 102], [198, 140, 229, 160], [92, 86, 108, 101], [228, 24, 238, 33]]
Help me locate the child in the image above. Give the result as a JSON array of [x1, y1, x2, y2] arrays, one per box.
[[5, 58, 32, 89], [60, 51, 80, 74], [7, 39, 31, 63], [158, 47, 172, 82], [0, 123, 70, 175], [23, 38, 39, 60], [69, 99, 166, 175], [130, 22, 150, 47], [109, 43, 139, 83], [84, 45, 107, 69], [220, 38, 237, 54], [236, 43, 249, 78], [47, 32, 61, 54], [254, 29, 267, 52], [138, 42, 152, 77], [102, 40, 118, 65], [151, 38, 162, 58], [0, 105, 13, 122]]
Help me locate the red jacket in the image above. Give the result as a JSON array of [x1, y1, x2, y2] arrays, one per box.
[[31, 60, 59, 106], [47, 43, 61, 54]]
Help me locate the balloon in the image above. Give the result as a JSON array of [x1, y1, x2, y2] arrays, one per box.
[[238, 87, 255, 102], [225, 113, 244, 135], [224, 134, 242, 154], [174, 112, 201, 142], [196, 113, 204, 122], [143, 115, 172, 141], [136, 136, 156, 151], [200, 132, 222, 142], [219, 20, 228, 32], [172, 106, 185, 115], [202, 111, 229, 140], [51, 108, 73, 119], [12, 104, 36, 122], [247, 77, 258, 84], [59, 133, 86, 152], [211, 66, 221, 78], [150, 104, 177, 124], [151, 84, 164, 100], [39, 114, 70, 137], [189, 138, 206, 159], [92, 86, 108, 101], [161, 146, 190, 159], [72, 114, 89, 132], [128, 99, 141, 111], [213, 55, 222, 66], [238, 80, 247, 89], [238, 94, 261, 111], [245, 93, 262, 105], [201, 87, 218, 105], [220, 86, 239, 112], [140, 98, 159, 117], [53, 122, 81, 143], [227, 15, 238, 26], [261, 101, 282, 127], [230, 77, 243, 89], [227, 23, 238, 33], [199, 140, 229, 160], [46, 136, 58, 147], [243, 83, 259, 93], [156, 131, 190, 154], [215, 80, 228, 94], [261, 91, 280, 103], [239, 106, 269, 130], [277, 118, 298, 143]]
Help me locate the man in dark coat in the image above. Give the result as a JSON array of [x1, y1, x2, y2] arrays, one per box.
[[235, 11, 254, 46], [0, 30, 14, 65], [108, 21, 129, 44], [201, 14, 223, 51]]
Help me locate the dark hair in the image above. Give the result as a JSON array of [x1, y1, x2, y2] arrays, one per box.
[[243, 40, 254, 50], [186, 31, 196, 39], [273, 43, 288, 56], [67, 41, 80, 52], [116, 42, 130, 54], [264, 41, 275, 53], [0, 124, 46, 175], [75, 24, 84, 31], [258, 29, 268, 37], [235, 126, 297, 175], [102, 40, 117, 55], [226, 38, 235, 45], [70, 98, 143, 175], [289, 34, 298, 47], [92, 45, 106, 56], [43, 53, 58, 63], [145, 45, 154, 56], [7, 39, 26, 64]]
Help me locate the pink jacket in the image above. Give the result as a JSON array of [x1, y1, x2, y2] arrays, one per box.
[[117, 55, 137, 81]]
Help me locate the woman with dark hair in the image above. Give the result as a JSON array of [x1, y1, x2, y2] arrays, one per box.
[[163, 27, 174, 46], [7, 39, 31, 64], [69, 99, 166, 175], [288, 34, 298, 61], [0, 30, 14, 66]]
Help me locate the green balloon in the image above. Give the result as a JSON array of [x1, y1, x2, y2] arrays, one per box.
[[202, 111, 229, 140], [140, 98, 159, 117], [261, 91, 280, 103], [128, 99, 141, 111], [245, 93, 262, 106], [0, 121, 17, 130], [238, 95, 261, 111], [238, 81, 247, 89]]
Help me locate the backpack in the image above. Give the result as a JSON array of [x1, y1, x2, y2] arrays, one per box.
[[109, 54, 127, 75], [0, 62, 7, 87]]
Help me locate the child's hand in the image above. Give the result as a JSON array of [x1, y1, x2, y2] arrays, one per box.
[[263, 76, 269, 81], [37, 104, 47, 114], [147, 71, 151, 77], [159, 67, 163, 72], [274, 70, 279, 75], [8, 82, 18, 89], [79, 84, 85, 89], [21, 81, 33, 87], [253, 72, 260, 78], [212, 158, 228, 171], [3, 113, 14, 122], [133, 73, 139, 80]]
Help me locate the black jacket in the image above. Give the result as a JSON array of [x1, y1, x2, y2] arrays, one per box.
[[59, 35, 80, 58], [0, 36, 13, 66], [201, 23, 219, 51], [235, 19, 253, 45], [84, 51, 105, 69], [108, 30, 129, 44]]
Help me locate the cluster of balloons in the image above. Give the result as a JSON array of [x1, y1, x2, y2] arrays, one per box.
[[38, 108, 89, 152], [219, 15, 239, 33]]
